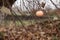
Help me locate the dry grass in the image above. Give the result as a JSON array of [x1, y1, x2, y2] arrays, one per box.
[[0, 18, 60, 40]]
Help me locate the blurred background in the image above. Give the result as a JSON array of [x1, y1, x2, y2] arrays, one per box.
[[0, 0, 60, 40]]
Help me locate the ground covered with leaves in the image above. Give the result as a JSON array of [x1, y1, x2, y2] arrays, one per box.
[[0, 16, 60, 40]]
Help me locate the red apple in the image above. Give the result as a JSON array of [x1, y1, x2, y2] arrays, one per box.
[[36, 11, 44, 17]]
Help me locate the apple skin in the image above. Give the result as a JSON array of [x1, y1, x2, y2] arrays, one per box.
[[36, 11, 44, 17]]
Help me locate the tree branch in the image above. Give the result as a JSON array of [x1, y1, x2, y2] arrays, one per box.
[[50, 0, 60, 10]]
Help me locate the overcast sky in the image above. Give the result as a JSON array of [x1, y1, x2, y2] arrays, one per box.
[[12, 0, 60, 11]]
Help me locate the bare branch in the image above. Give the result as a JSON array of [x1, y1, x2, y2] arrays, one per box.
[[50, 0, 60, 10]]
